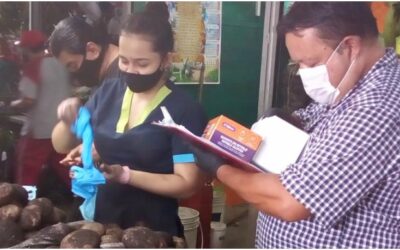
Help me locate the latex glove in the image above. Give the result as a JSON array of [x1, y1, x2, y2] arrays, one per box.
[[57, 97, 81, 125], [98, 163, 131, 184], [190, 144, 226, 176]]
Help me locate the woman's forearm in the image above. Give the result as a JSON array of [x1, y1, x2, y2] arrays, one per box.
[[127, 163, 205, 199]]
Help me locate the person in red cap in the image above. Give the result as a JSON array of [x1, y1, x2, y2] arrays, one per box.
[[10, 30, 72, 197], [19, 30, 46, 52]]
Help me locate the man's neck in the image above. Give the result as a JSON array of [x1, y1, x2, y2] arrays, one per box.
[[359, 42, 386, 77], [335, 40, 385, 104], [99, 44, 119, 79]]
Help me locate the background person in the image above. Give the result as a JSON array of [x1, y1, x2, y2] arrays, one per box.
[[10, 30, 72, 194]]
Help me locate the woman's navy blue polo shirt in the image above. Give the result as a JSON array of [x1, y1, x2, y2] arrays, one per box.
[[85, 77, 208, 236]]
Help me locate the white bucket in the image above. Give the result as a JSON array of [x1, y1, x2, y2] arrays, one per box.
[[22, 185, 37, 200], [212, 190, 226, 222], [210, 221, 227, 248], [178, 207, 200, 248]]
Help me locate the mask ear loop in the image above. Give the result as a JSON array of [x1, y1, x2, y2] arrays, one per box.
[[325, 39, 357, 105], [326, 39, 345, 66], [332, 46, 358, 105], [336, 56, 357, 91]]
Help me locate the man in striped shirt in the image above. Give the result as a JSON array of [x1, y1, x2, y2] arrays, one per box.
[[191, 2, 400, 248]]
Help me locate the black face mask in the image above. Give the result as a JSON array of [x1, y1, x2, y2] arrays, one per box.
[[121, 68, 164, 93], [71, 48, 106, 87]]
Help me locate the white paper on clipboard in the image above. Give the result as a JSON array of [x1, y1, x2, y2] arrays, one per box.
[[251, 115, 309, 174]]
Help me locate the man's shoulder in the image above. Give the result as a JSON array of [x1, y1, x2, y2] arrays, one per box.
[[102, 49, 120, 80], [351, 57, 400, 114], [40, 56, 67, 72], [41, 56, 56, 63], [22, 57, 45, 84], [39, 56, 69, 82]]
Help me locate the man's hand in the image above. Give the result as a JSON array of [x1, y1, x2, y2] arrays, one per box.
[[98, 163, 131, 184], [190, 144, 225, 176]]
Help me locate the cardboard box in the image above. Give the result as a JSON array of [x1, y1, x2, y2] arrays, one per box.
[[203, 115, 262, 162]]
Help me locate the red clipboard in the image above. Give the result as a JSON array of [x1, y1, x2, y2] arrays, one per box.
[[152, 121, 265, 173]]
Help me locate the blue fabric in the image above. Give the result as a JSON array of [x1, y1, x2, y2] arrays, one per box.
[[70, 107, 105, 221], [172, 153, 195, 163]]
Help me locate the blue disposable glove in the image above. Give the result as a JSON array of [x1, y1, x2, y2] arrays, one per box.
[[70, 107, 105, 221]]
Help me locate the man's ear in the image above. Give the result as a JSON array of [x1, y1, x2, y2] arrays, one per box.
[[85, 42, 102, 60], [343, 36, 361, 61]]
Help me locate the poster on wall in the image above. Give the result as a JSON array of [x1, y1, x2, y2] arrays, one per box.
[[167, 2, 222, 84], [371, 2, 400, 55]]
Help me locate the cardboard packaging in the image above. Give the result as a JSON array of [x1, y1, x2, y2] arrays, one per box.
[[203, 115, 262, 162]]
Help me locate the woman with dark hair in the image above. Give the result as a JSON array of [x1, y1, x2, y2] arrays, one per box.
[[52, 7, 208, 237]]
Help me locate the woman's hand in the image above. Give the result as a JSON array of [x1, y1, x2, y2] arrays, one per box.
[[98, 163, 131, 184], [60, 144, 82, 166], [92, 144, 100, 163], [60, 144, 101, 166], [57, 97, 81, 125]]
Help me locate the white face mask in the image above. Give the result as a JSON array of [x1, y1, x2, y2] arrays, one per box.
[[298, 40, 356, 105]]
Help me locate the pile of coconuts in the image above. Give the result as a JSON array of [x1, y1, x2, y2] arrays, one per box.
[[0, 182, 186, 248]]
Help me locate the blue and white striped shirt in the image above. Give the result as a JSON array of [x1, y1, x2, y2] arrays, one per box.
[[256, 49, 400, 248]]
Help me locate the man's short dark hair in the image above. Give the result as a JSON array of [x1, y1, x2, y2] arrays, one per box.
[[277, 2, 379, 47], [49, 16, 109, 57]]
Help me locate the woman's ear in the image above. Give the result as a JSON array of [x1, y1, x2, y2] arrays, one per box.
[[85, 42, 102, 60], [161, 52, 173, 70]]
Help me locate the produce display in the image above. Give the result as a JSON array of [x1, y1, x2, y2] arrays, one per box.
[[0, 182, 186, 248]]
